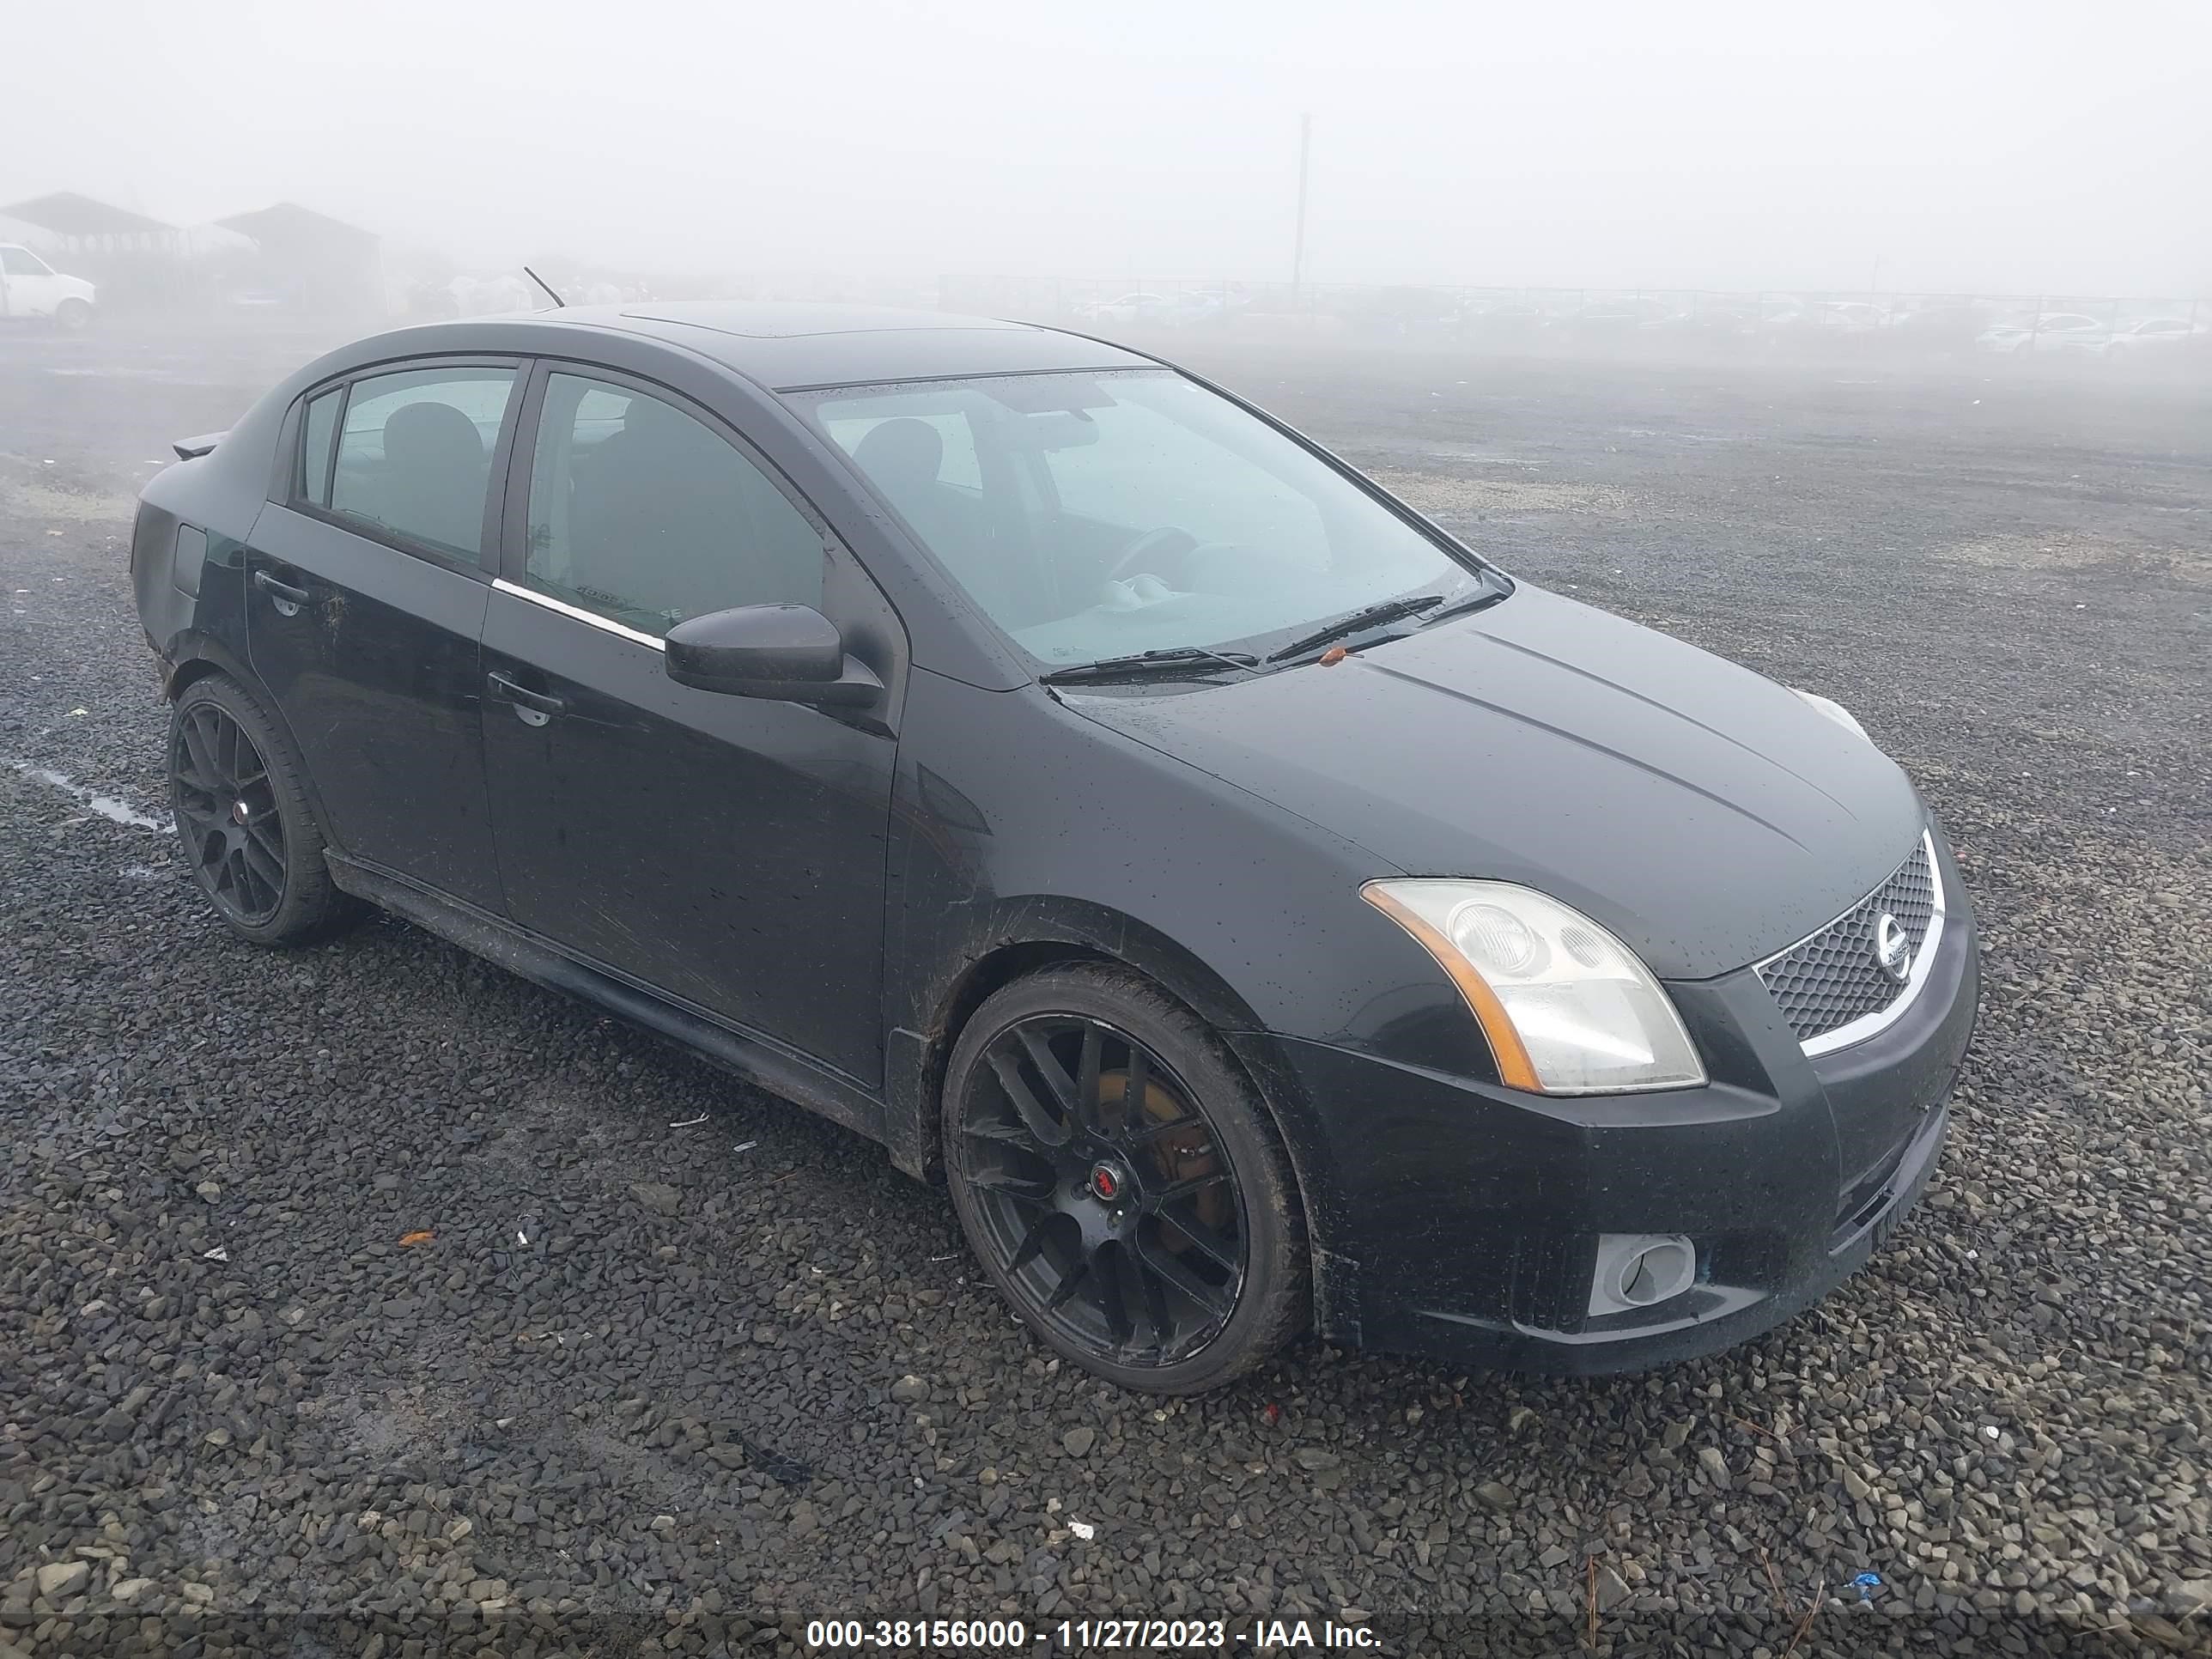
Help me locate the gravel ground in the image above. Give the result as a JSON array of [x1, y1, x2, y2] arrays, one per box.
[[2, 323, 2207, 1656]]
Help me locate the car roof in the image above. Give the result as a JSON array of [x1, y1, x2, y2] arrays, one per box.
[[477, 301, 1155, 392]]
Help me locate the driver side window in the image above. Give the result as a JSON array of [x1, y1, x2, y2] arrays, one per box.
[[523, 373, 824, 638]]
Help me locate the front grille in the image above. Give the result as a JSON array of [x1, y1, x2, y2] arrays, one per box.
[[1756, 838, 1938, 1047]]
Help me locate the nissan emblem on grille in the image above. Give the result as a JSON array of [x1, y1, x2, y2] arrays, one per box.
[[1874, 913, 1911, 983], [1754, 836, 1940, 1048]]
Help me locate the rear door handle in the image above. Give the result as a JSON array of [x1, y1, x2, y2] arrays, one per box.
[[252, 568, 312, 608], [486, 671, 565, 720]]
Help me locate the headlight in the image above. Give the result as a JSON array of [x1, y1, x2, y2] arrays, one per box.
[[1362, 881, 1706, 1095], [1790, 687, 1869, 740]]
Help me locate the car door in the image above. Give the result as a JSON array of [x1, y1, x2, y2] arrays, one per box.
[[244, 359, 520, 910], [479, 363, 897, 1085]]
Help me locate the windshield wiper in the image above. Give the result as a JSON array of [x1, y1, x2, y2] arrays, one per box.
[[1412, 583, 1510, 629], [1262, 594, 1444, 664], [1038, 646, 1261, 685]]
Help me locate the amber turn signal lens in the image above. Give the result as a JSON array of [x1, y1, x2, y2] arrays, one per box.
[[1360, 884, 1542, 1091]]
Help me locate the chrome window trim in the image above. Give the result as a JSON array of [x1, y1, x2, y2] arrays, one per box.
[[492, 577, 666, 653], [1757, 831, 1946, 1059]]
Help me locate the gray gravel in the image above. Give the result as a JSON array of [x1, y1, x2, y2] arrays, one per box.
[[3, 324, 2207, 1656]]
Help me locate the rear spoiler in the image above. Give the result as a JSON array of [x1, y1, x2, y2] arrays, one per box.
[[172, 431, 226, 460]]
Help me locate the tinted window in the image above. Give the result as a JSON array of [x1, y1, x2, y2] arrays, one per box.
[[817, 410, 982, 490], [1039, 391, 1328, 565], [330, 367, 515, 559], [803, 370, 1471, 667], [298, 388, 342, 506], [0, 246, 52, 276], [524, 373, 823, 637]]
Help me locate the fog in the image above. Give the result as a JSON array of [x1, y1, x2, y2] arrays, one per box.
[[5, 0, 2208, 295]]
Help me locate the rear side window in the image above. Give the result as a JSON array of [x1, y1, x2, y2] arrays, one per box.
[[329, 367, 516, 560], [297, 388, 341, 506], [521, 372, 823, 637]]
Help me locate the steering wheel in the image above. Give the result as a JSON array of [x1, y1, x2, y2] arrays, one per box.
[[1104, 526, 1200, 586]]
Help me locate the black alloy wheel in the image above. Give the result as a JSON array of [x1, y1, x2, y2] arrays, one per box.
[[167, 674, 360, 946], [945, 964, 1307, 1393], [173, 696, 286, 925]]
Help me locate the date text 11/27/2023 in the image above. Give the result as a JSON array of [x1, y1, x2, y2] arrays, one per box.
[[805, 1618, 1382, 1650]]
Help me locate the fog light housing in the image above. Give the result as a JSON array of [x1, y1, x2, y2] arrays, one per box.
[[1588, 1233, 1697, 1316]]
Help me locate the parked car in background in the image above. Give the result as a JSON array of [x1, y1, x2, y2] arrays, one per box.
[[1337, 285, 1463, 338], [1156, 291, 1242, 329], [1809, 301, 1889, 332], [1561, 297, 1670, 337], [130, 301, 1977, 1393], [1887, 304, 1989, 356], [1747, 301, 1832, 346], [1073, 291, 1242, 331], [0, 243, 96, 329], [1977, 313, 2110, 356], [2106, 317, 2204, 356], [1459, 301, 1547, 338], [1673, 298, 1759, 339], [1073, 291, 1173, 326], [1751, 301, 1891, 347]]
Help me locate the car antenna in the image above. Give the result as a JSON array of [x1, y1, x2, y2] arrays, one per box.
[[522, 265, 567, 308]]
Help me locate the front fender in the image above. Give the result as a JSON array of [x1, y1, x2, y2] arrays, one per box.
[[878, 670, 1496, 1337]]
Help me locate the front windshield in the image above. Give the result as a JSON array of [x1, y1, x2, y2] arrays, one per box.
[[797, 369, 1486, 667]]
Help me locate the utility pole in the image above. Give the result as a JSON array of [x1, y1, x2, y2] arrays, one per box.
[[1291, 112, 1312, 305]]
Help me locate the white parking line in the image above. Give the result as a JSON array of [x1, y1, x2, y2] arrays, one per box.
[[5, 759, 173, 833]]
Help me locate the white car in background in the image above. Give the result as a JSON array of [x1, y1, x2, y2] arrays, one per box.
[[1810, 301, 1891, 331], [1976, 313, 2110, 356], [0, 243, 97, 330], [1073, 291, 1173, 326], [2106, 317, 2204, 356]]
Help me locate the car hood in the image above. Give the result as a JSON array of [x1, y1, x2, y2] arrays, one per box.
[[1060, 583, 1927, 980]]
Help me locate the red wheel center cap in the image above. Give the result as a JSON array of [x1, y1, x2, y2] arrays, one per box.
[[1088, 1163, 1124, 1202]]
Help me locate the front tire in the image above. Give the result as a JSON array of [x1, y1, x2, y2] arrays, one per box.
[[943, 963, 1309, 1394], [169, 675, 362, 946], [54, 299, 92, 332]]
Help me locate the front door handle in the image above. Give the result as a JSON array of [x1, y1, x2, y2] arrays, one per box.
[[252, 568, 312, 611], [486, 671, 565, 721]]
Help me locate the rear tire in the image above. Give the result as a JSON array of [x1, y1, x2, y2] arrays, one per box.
[[943, 963, 1309, 1394], [169, 675, 362, 946]]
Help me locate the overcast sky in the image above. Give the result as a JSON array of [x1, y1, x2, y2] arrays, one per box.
[[4, 0, 2207, 295]]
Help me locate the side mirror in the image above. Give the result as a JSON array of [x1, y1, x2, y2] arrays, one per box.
[[664, 604, 884, 707]]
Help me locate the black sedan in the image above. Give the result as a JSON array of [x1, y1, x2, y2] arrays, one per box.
[[130, 303, 1977, 1393]]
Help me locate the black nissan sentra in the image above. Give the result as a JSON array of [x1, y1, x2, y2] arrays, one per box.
[[131, 303, 1977, 1393]]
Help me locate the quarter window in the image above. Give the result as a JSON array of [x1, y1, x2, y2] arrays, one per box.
[[523, 373, 823, 637], [329, 367, 516, 559], [298, 387, 342, 506]]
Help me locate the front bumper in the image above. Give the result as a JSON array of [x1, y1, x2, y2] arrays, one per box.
[[1241, 832, 1979, 1375]]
